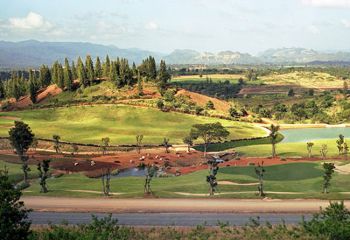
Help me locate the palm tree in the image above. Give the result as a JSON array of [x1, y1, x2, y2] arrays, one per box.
[[269, 124, 280, 158]]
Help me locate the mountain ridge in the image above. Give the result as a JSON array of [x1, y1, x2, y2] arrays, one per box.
[[1, 40, 350, 68]]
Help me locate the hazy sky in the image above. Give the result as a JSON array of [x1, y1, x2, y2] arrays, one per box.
[[1, 0, 350, 54]]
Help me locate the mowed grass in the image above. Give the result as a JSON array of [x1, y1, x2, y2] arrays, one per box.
[[23, 162, 350, 199], [0, 104, 266, 144], [236, 139, 343, 157], [0, 159, 37, 182]]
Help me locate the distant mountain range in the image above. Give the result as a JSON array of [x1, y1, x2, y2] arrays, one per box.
[[2, 40, 350, 68]]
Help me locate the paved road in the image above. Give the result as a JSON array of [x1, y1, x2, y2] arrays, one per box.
[[29, 212, 311, 226]]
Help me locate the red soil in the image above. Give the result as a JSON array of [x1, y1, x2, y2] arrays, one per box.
[[176, 89, 230, 112]]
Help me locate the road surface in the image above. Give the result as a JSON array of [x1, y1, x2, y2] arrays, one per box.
[[22, 196, 348, 213], [29, 212, 312, 226]]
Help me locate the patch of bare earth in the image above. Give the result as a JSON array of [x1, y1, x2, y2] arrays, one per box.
[[176, 89, 230, 112]]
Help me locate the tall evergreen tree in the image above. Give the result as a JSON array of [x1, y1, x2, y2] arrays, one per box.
[[64, 58, 73, 91], [95, 56, 102, 79], [77, 57, 88, 87], [109, 61, 118, 83], [39, 65, 51, 88], [57, 63, 64, 89], [28, 70, 38, 103], [85, 55, 95, 85], [0, 80, 4, 99], [157, 60, 171, 93], [103, 55, 111, 77], [71, 61, 78, 80]]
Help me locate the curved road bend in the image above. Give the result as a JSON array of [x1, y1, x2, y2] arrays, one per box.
[[29, 212, 312, 226]]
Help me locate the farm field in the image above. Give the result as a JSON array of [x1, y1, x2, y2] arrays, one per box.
[[172, 74, 245, 83], [11, 161, 350, 199], [0, 104, 266, 144]]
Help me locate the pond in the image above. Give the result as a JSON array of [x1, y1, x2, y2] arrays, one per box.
[[280, 127, 350, 143], [112, 168, 146, 178]]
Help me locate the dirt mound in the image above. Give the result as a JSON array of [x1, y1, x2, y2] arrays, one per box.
[[36, 84, 62, 103], [176, 89, 230, 112], [3, 84, 62, 110]]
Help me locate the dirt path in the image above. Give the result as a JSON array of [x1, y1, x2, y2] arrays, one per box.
[[22, 196, 350, 213]]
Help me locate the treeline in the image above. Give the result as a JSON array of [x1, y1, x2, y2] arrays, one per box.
[[0, 55, 171, 102]]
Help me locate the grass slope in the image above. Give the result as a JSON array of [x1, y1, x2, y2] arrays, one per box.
[[0, 104, 265, 144]]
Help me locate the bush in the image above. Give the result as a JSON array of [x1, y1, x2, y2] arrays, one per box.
[[302, 201, 350, 240]]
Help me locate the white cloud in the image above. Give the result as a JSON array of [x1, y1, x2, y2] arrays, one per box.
[[341, 19, 350, 28], [307, 25, 320, 34], [145, 21, 158, 30], [302, 0, 350, 8], [8, 12, 53, 30]]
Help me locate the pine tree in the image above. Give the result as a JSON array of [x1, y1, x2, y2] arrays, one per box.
[[109, 61, 118, 83], [57, 63, 64, 89], [64, 58, 73, 91], [77, 57, 88, 87], [103, 55, 111, 77], [71, 61, 77, 80], [28, 70, 38, 103], [95, 56, 102, 79], [137, 71, 143, 95], [39, 65, 51, 88], [85, 55, 94, 85], [0, 80, 4, 99], [157, 60, 170, 94]]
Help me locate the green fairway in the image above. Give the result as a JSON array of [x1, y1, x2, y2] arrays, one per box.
[[0, 159, 36, 182], [235, 138, 343, 157], [0, 104, 266, 144], [23, 162, 350, 199]]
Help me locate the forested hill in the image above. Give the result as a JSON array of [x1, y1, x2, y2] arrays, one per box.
[[0, 40, 163, 69]]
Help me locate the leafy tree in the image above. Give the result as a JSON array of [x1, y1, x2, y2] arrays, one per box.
[[37, 160, 50, 193], [307, 142, 314, 158], [71, 143, 79, 155], [8, 121, 34, 184], [95, 56, 102, 79], [101, 168, 111, 196], [190, 122, 229, 156], [63, 58, 73, 91], [322, 163, 335, 194], [255, 162, 265, 197], [269, 124, 280, 158], [302, 201, 350, 240], [109, 62, 118, 85], [156, 99, 164, 110], [183, 135, 194, 152], [288, 88, 295, 97], [163, 138, 170, 153], [136, 135, 143, 154], [344, 142, 349, 160], [336, 134, 345, 155], [52, 135, 61, 153], [85, 55, 95, 85], [206, 100, 214, 110], [101, 137, 110, 155], [144, 164, 157, 194], [0, 167, 31, 239], [229, 106, 239, 118], [320, 144, 328, 159], [206, 159, 219, 196]]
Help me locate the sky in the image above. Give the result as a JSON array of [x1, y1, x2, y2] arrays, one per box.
[[1, 0, 350, 54]]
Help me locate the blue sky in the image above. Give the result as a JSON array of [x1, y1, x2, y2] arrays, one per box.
[[1, 0, 350, 54]]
